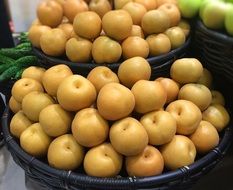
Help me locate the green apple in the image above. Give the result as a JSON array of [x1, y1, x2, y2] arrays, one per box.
[[225, 0, 233, 3], [178, 0, 202, 18], [202, 1, 228, 29], [199, 0, 222, 19], [225, 4, 233, 35]]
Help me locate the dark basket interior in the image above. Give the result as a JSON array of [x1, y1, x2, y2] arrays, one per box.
[[0, 80, 15, 101], [2, 72, 233, 190], [194, 20, 233, 82], [33, 36, 191, 79]]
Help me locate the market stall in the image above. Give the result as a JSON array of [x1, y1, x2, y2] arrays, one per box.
[[1, 0, 233, 190]]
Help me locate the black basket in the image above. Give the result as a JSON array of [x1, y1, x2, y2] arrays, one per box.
[[33, 36, 191, 79], [194, 20, 233, 82], [0, 94, 5, 147], [0, 80, 15, 101], [2, 71, 233, 190]]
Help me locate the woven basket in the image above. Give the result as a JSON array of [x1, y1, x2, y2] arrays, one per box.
[[194, 20, 233, 82], [2, 72, 233, 190], [2, 106, 232, 190], [33, 36, 191, 79], [0, 95, 5, 147], [0, 79, 15, 101]]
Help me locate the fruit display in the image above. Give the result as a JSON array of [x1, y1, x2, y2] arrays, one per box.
[[178, 0, 233, 36], [7, 57, 231, 178], [28, 0, 191, 64]]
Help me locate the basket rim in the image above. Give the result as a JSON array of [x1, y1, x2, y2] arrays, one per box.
[[32, 36, 191, 69], [196, 20, 233, 44], [2, 106, 233, 189]]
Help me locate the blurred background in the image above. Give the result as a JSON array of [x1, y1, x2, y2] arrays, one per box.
[[8, 0, 40, 32]]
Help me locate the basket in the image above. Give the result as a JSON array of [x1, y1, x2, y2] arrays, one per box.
[[0, 80, 15, 101], [0, 94, 5, 147], [194, 20, 233, 82], [2, 72, 233, 190], [33, 36, 191, 79], [2, 106, 233, 190]]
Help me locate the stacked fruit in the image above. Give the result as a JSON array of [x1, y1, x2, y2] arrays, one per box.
[[178, 0, 233, 36], [8, 57, 230, 177], [28, 0, 190, 64]]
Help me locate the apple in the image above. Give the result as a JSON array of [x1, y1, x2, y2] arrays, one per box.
[[97, 83, 135, 120], [141, 9, 170, 35], [165, 26, 186, 49], [39, 104, 73, 137], [28, 25, 51, 48], [42, 64, 73, 97], [63, 0, 89, 23], [146, 34, 171, 56], [158, 3, 181, 27], [118, 57, 151, 88], [109, 117, 148, 156], [58, 23, 73, 39], [134, 0, 157, 10], [40, 28, 67, 57], [57, 75, 97, 111], [166, 100, 202, 135], [89, 0, 112, 18], [9, 96, 21, 113], [22, 66, 46, 84], [131, 80, 167, 114], [102, 10, 133, 41], [84, 143, 123, 177], [130, 25, 145, 38], [121, 36, 149, 59], [160, 135, 196, 170], [22, 91, 55, 122], [178, 83, 212, 111], [114, 0, 132, 9], [66, 37, 92, 62], [73, 11, 102, 40], [37, 0, 63, 27], [71, 108, 109, 147], [10, 111, 33, 138], [190, 120, 219, 154], [199, 0, 212, 19], [197, 68, 213, 89], [122, 2, 147, 25], [91, 36, 122, 64], [177, 19, 191, 37], [202, 104, 230, 132], [11, 78, 44, 103], [30, 18, 41, 26], [47, 134, 84, 170], [20, 123, 52, 157], [87, 66, 119, 93], [156, 77, 180, 103], [126, 145, 164, 177], [225, 4, 233, 35], [211, 90, 225, 106], [140, 110, 176, 145], [178, 0, 202, 18], [170, 58, 203, 84], [157, 0, 177, 7], [202, 1, 228, 29]]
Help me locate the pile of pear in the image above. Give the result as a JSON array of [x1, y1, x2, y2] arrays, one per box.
[[9, 57, 229, 177]]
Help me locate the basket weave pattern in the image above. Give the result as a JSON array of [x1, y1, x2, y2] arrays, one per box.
[[194, 20, 233, 81]]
